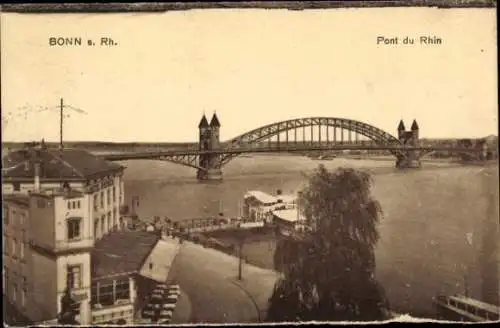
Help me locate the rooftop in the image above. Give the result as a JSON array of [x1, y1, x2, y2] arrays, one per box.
[[139, 238, 179, 283], [244, 190, 277, 205], [276, 194, 297, 204], [91, 230, 159, 280], [2, 148, 124, 181], [2, 194, 30, 207], [272, 209, 306, 223], [30, 187, 84, 199]]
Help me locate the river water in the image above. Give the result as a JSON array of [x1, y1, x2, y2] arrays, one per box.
[[119, 155, 499, 317]]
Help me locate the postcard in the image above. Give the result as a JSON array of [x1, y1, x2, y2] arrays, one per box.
[[1, 2, 498, 326]]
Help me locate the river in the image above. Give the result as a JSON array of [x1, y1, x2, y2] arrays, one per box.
[[119, 155, 499, 318]]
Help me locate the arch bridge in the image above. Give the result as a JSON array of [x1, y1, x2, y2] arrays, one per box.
[[101, 115, 488, 180]]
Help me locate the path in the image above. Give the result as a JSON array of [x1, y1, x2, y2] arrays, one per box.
[[167, 241, 280, 323]]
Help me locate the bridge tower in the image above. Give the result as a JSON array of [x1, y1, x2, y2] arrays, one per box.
[[197, 112, 223, 180], [395, 119, 422, 169]]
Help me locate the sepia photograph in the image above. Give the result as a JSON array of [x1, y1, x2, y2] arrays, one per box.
[[1, 1, 499, 326]]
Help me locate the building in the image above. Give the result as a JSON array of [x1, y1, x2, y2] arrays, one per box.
[[2, 145, 126, 238], [242, 190, 297, 223], [90, 230, 161, 324], [3, 195, 31, 325], [3, 187, 95, 324], [271, 209, 307, 236], [3, 187, 163, 325], [2, 145, 164, 325]]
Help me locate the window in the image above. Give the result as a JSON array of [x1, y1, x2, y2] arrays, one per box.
[[67, 218, 82, 240], [99, 282, 114, 306], [94, 194, 98, 210], [115, 279, 130, 301], [21, 286, 26, 307], [101, 216, 105, 234], [3, 206, 9, 225], [13, 182, 20, 192], [3, 267, 7, 293], [11, 238, 16, 258], [107, 189, 111, 205], [94, 219, 100, 238], [12, 283, 17, 302], [77, 200, 81, 209], [113, 187, 116, 202], [100, 191, 104, 208], [68, 201, 71, 210], [67, 265, 82, 289], [107, 212, 112, 232], [91, 279, 130, 307], [20, 213, 26, 225]]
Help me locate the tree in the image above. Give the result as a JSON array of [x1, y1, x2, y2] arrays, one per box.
[[58, 288, 79, 325], [267, 165, 390, 322]]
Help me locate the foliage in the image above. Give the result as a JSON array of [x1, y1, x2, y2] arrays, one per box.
[[267, 165, 390, 322]]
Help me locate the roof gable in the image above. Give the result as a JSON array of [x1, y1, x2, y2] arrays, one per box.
[[2, 148, 124, 181], [91, 230, 159, 279]]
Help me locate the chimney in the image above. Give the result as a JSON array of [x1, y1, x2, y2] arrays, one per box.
[[62, 181, 70, 195], [34, 161, 41, 191]]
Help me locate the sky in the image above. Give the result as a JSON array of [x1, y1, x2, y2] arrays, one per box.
[[1, 8, 497, 143]]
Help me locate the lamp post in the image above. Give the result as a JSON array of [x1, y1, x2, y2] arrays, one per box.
[[235, 229, 246, 281], [464, 232, 473, 297]]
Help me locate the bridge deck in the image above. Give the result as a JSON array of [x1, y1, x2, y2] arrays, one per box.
[[99, 145, 485, 161]]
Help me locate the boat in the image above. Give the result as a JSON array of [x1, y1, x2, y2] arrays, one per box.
[[433, 294, 500, 322]]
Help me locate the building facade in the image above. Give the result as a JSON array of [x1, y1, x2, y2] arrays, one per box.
[[3, 195, 31, 324], [2, 146, 126, 238], [1, 145, 143, 325]]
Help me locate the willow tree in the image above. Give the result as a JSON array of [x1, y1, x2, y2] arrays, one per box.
[[267, 165, 390, 322]]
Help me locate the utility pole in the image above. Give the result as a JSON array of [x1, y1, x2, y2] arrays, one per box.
[[60, 98, 64, 150]]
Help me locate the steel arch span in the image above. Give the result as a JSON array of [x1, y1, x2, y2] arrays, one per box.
[[219, 117, 403, 166]]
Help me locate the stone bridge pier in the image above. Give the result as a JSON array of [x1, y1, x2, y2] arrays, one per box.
[[395, 119, 422, 169], [197, 154, 223, 181], [198, 112, 223, 181]]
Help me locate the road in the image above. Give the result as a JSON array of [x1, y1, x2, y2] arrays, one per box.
[[166, 241, 279, 323]]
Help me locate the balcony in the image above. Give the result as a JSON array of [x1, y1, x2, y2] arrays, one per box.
[[91, 303, 134, 324]]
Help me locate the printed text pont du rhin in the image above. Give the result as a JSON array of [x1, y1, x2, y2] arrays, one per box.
[[377, 36, 443, 45]]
